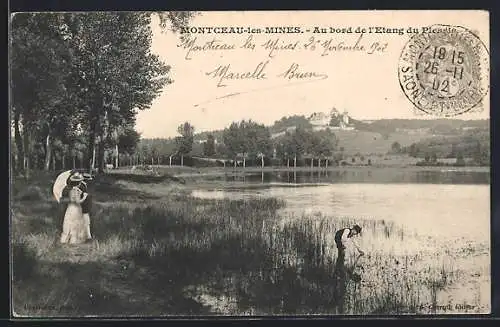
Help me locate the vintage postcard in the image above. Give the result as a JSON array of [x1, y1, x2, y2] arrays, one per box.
[[10, 10, 490, 317]]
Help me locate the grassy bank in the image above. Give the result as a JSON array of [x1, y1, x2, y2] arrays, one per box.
[[11, 172, 489, 316]]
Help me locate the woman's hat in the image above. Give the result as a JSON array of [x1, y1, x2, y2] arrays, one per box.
[[352, 224, 362, 233], [69, 172, 84, 182]]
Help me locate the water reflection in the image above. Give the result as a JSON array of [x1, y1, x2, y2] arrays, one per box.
[[218, 169, 489, 185]]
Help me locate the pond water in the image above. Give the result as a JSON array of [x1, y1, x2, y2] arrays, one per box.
[[191, 170, 490, 242]]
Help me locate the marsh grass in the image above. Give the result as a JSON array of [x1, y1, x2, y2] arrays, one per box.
[[11, 172, 488, 316]]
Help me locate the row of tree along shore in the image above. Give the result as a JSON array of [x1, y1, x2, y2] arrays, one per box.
[[11, 112, 488, 175]]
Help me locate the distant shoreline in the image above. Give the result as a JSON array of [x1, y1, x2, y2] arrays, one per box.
[[113, 165, 490, 178]]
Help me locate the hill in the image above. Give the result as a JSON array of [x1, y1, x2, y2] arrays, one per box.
[[140, 115, 489, 158], [351, 118, 489, 137], [333, 129, 432, 155]]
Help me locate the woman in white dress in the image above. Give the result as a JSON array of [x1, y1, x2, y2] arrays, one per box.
[[59, 173, 88, 244]]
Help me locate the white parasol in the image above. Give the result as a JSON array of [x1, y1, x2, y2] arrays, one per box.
[[53, 170, 72, 203]]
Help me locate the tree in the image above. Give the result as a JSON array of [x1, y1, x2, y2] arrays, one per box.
[[271, 115, 312, 134], [278, 127, 309, 168], [408, 143, 419, 158], [10, 12, 187, 176], [10, 12, 198, 176], [473, 141, 482, 164], [308, 130, 336, 168], [391, 141, 402, 154], [118, 127, 141, 156], [222, 120, 272, 167], [158, 12, 199, 33], [456, 152, 466, 166], [11, 13, 76, 175], [175, 122, 194, 166], [203, 134, 216, 157], [58, 12, 171, 172]]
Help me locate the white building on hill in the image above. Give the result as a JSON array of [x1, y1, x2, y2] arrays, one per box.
[[308, 107, 354, 131], [309, 112, 331, 127]]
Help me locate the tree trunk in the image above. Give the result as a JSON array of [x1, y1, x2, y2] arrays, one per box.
[[91, 144, 96, 171], [181, 155, 184, 166], [311, 158, 314, 168], [115, 144, 119, 168], [73, 155, 76, 169], [243, 157, 246, 168], [14, 112, 24, 174], [23, 129, 30, 179], [62, 152, 66, 170], [44, 133, 52, 171], [287, 159, 289, 168], [169, 155, 172, 166], [98, 137, 106, 173], [294, 155, 297, 168], [86, 118, 98, 171], [261, 156, 264, 169], [326, 158, 329, 169], [51, 150, 56, 171]]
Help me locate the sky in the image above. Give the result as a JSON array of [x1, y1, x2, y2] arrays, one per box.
[[135, 11, 490, 138]]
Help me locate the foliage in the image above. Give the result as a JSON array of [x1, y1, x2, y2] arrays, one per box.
[[270, 115, 312, 134], [203, 134, 216, 157], [275, 127, 337, 160], [118, 127, 142, 155], [352, 118, 489, 136], [222, 120, 272, 159], [10, 12, 195, 174], [175, 122, 195, 156], [390, 141, 402, 154], [401, 128, 489, 165]]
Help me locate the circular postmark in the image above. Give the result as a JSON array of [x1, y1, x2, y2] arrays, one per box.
[[398, 24, 489, 116]]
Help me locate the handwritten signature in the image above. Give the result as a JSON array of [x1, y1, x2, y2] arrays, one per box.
[[205, 61, 328, 87], [197, 63, 329, 107], [277, 63, 328, 80]]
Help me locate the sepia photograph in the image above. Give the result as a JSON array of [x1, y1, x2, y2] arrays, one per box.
[[9, 10, 490, 317]]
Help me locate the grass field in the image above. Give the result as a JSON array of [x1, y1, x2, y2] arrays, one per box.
[[334, 130, 429, 156], [11, 171, 490, 316]]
